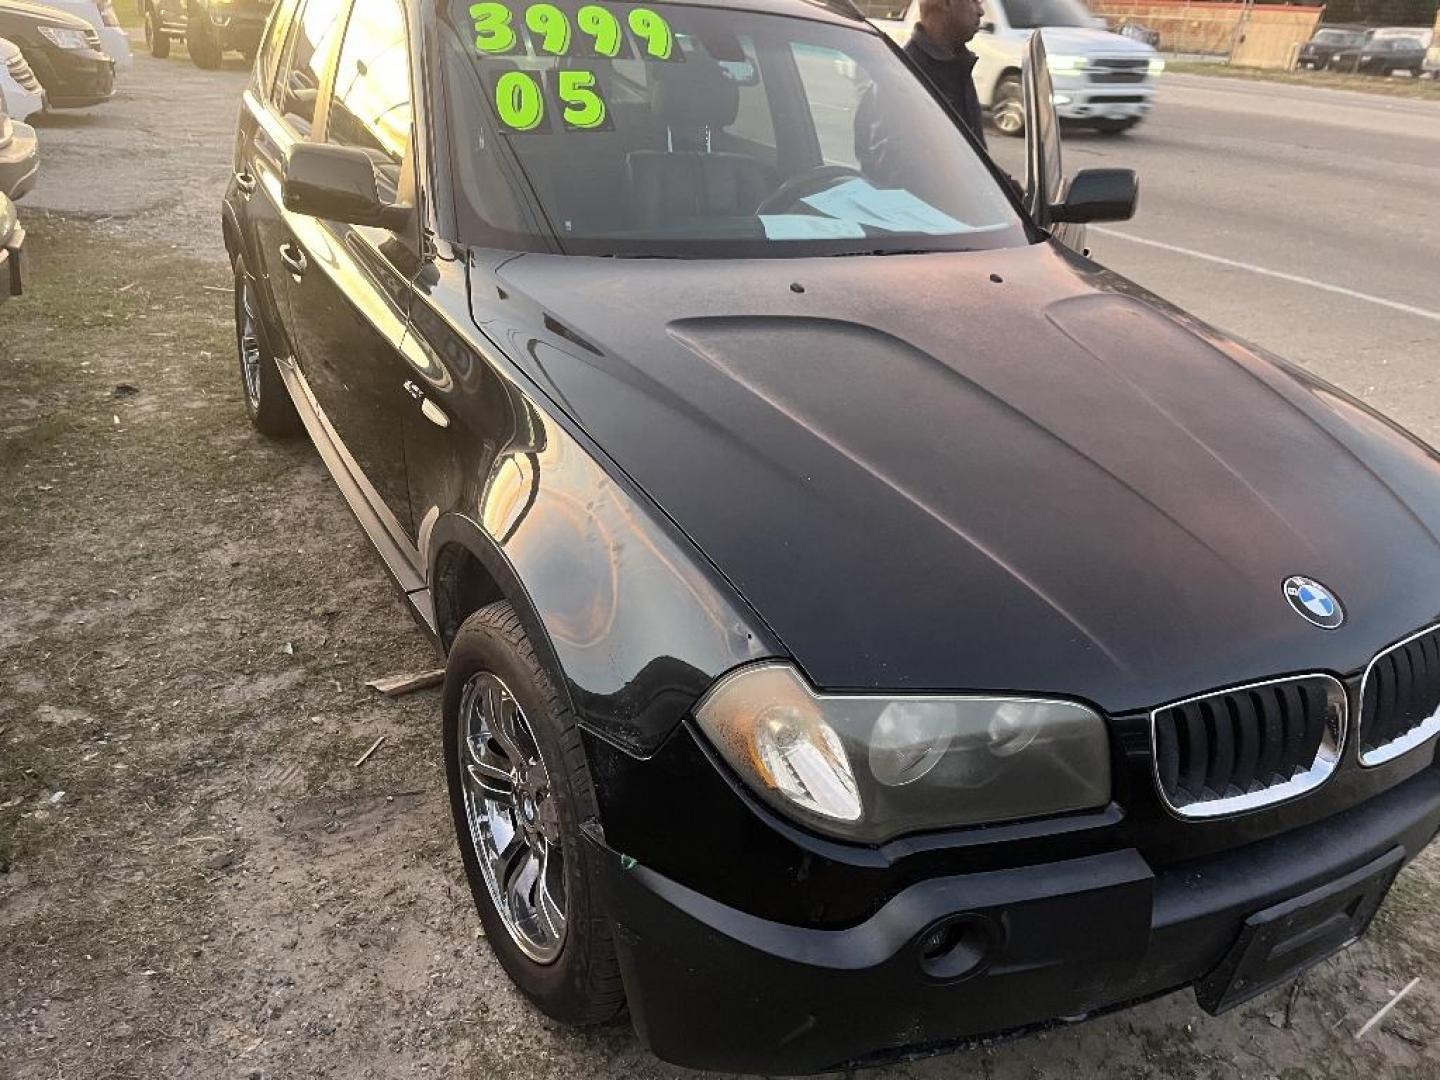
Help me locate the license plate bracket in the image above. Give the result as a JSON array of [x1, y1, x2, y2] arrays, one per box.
[[1196, 846, 1404, 1014]]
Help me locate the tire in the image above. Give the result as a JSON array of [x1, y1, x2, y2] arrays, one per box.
[[144, 5, 170, 58], [443, 602, 626, 1027], [233, 253, 301, 436], [991, 73, 1025, 138], [187, 17, 223, 69], [1092, 117, 1138, 135]]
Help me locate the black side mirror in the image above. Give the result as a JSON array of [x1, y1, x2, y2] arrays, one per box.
[[283, 143, 411, 230], [1050, 168, 1138, 224], [979, 20, 995, 33]]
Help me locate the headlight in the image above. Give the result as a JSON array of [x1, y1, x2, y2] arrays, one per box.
[[1148, 57, 1166, 75], [694, 663, 1111, 843], [1047, 54, 1088, 73], [37, 26, 91, 50]]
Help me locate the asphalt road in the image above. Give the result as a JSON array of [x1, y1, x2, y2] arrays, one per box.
[[988, 73, 1440, 445]]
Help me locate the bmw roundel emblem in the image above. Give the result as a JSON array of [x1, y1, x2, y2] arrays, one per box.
[[1283, 576, 1345, 630]]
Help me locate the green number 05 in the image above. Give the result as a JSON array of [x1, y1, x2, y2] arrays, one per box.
[[495, 70, 544, 130], [557, 69, 606, 129], [470, 1, 517, 53]]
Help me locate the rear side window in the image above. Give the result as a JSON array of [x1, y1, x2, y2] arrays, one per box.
[[791, 43, 861, 169], [272, 0, 346, 136], [326, 0, 413, 173], [255, 0, 301, 100]]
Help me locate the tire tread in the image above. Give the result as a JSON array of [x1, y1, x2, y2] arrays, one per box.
[[449, 602, 626, 1026]]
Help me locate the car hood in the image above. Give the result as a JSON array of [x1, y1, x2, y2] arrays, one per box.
[[479, 243, 1440, 713], [0, 0, 92, 30], [1029, 26, 1155, 56]]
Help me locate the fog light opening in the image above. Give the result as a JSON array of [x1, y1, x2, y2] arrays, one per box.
[[917, 915, 995, 982]]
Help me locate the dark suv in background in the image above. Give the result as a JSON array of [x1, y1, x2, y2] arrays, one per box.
[[141, 0, 272, 68]]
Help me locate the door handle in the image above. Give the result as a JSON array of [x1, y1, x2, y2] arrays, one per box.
[[278, 242, 307, 278], [234, 170, 257, 196], [403, 381, 450, 428]]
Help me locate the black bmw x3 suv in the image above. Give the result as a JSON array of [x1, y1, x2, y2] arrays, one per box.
[[224, 0, 1440, 1071]]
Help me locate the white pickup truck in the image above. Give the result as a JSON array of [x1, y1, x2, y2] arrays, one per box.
[[866, 0, 1163, 136]]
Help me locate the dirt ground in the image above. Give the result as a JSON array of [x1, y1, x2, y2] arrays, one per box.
[[2, 44, 1438, 1080]]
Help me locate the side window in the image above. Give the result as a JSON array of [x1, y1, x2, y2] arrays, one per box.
[[325, 0, 413, 202], [726, 38, 776, 163], [272, 0, 345, 136], [255, 0, 301, 101], [791, 43, 863, 169]]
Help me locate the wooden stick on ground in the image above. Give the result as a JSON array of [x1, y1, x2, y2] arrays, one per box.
[[1355, 977, 1421, 1040], [354, 736, 387, 769], [365, 669, 445, 697]]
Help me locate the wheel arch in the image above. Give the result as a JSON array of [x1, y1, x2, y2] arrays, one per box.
[[221, 203, 241, 263], [428, 513, 577, 714], [992, 65, 1023, 102]]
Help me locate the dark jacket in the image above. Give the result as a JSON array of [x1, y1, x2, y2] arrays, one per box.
[[854, 24, 988, 186], [904, 25, 986, 148]]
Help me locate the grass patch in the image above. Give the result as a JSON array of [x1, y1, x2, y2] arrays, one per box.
[[1166, 60, 1440, 101]]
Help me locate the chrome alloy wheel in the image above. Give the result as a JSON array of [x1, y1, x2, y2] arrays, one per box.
[[236, 277, 262, 412], [993, 79, 1025, 136], [457, 671, 567, 963]]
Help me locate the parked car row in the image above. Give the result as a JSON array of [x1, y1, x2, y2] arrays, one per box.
[[1298, 24, 1434, 77]]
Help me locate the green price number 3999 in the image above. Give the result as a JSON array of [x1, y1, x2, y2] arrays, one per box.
[[470, 2, 676, 60], [493, 69, 609, 132]]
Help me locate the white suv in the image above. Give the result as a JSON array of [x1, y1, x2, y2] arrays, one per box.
[[868, 0, 1163, 135]]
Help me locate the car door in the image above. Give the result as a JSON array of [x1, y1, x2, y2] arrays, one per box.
[[242, 0, 344, 365], [280, 0, 420, 537], [232, 0, 300, 345], [1021, 29, 1083, 252]]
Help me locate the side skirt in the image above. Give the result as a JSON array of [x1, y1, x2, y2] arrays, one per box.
[[274, 355, 440, 645]]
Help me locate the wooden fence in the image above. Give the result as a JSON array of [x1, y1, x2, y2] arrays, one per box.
[[1089, 0, 1327, 67]]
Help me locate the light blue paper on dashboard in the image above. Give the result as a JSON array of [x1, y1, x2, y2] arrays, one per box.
[[760, 214, 868, 240], [802, 179, 974, 235]]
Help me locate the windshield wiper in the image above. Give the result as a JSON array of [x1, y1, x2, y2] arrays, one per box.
[[824, 248, 963, 257]]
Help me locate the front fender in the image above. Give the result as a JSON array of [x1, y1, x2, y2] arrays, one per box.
[[409, 260, 783, 758]]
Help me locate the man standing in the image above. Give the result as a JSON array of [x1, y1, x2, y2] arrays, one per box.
[[903, 0, 989, 147], [854, 0, 992, 183]]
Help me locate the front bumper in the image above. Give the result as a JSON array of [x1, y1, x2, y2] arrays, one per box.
[[0, 120, 40, 200], [206, 9, 268, 51], [0, 80, 46, 123], [595, 765, 1440, 1073], [1055, 90, 1154, 121], [1050, 71, 1155, 122], [26, 46, 115, 108]]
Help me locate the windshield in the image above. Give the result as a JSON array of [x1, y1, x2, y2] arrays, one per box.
[[1312, 29, 1363, 45], [439, 1, 1026, 258], [1000, 0, 1096, 30]]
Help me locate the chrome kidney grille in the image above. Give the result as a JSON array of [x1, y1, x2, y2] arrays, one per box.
[[1359, 625, 1440, 767], [1151, 675, 1347, 819]]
